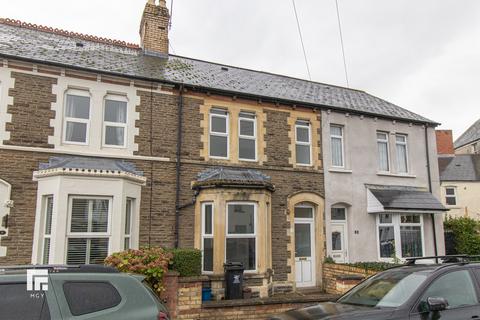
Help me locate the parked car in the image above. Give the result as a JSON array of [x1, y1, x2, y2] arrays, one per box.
[[0, 264, 169, 320], [271, 255, 480, 320]]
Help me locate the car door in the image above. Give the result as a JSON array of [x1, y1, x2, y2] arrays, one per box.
[[409, 269, 480, 320]]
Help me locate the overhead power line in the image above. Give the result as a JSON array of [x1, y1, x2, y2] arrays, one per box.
[[291, 0, 312, 81], [335, 0, 350, 87]]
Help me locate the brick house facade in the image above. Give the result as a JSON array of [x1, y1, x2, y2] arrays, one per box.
[[0, 0, 445, 297]]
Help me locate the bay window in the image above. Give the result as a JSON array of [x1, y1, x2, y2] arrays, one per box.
[[64, 90, 90, 144], [202, 203, 214, 273], [395, 134, 408, 173], [295, 120, 311, 165], [66, 197, 111, 265], [209, 109, 229, 158], [377, 213, 423, 260], [238, 112, 257, 161], [377, 132, 390, 172], [103, 96, 127, 147], [226, 203, 256, 271], [330, 125, 344, 167], [41, 196, 53, 264], [124, 198, 133, 250]]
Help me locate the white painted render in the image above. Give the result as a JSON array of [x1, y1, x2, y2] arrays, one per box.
[[322, 110, 445, 262], [0, 178, 11, 256]]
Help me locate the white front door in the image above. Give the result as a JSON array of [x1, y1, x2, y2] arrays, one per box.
[[294, 206, 315, 287], [331, 223, 347, 263]]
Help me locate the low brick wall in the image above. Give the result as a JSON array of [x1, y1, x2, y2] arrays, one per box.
[[323, 263, 378, 294]]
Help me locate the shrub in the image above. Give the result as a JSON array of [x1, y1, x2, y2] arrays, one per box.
[[444, 216, 480, 255], [104, 247, 172, 294], [168, 248, 202, 277], [345, 262, 400, 271]]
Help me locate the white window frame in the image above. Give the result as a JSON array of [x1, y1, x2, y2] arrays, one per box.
[[395, 134, 409, 173], [330, 125, 344, 168], [65, 196, 112, 263], [331, 206, 347, 222], [103, 95, 128, 149], [209, 109, 229, 159], [123, 198, 134, 250], [238, 112, 257, 162], [225, 202, 257, 273], [41, 196, 54, 264], [295, 121, 312, 166], [62, 89, 91, 146], [201, 202, 214, 274], [445, 187, 457, 206], [377, 131, 390, 172], [376, 213, 424, 262]]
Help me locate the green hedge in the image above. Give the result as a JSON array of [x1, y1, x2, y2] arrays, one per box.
[[168, 248, 202, 277], [444, 216, 480, 255], [345, 262, 400, 271]]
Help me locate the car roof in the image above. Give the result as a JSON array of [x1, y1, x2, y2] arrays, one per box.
[[0, 264, 119, 275]]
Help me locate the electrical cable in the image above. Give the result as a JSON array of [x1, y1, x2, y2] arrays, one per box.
[[335, 0, 350, 87], [291, 0, 312, 81]]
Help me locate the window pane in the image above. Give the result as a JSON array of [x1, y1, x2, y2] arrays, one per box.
[[446, 197, 456, 206], [400, 226, 423, 257], [210, 135, 228, 157], [91, 200, 109, 233], [0, 283, 51, 320], [204, 204, 213, 235], [330, 125, 342, 136], [43, 238, 51, 264], [420, 271, 478, 309], [211, 116, 227, 133], [104, 100, 127, 123], [239, 138, 256, 160], [203, 238, 213, 272], [124, 237, 130, 250], [396, 135, 406, 143], [125, 199, 132, 235], [66, 94, 90, 119], [71, 199, 89, 233], [65, 121, 87, 143], [377, 141, 389, 171], [105, 126, 125, 146], [331, 208, 346, 220], [379, 226, 395, 258], [240, 119, 254, 136], [400, 214, 420, 224], [332, 231, 342, 251], [228, 204, 255, 234], [294, 207, 313, 219], [445, 188, 455, 195], [67, 238, 87, 264], [44, 197, 53, 235], [331, 137, 343, 167], [377, 132, 387, 140], [296, 126, 310, 143], [396, 143, 408, 173], [89, 238, 109, 264], [379, 214, 392, 224], [63, 282, 121, 316], [295, 223, 311, 257], [296, 144, 311, 164], [66, 238, 109, 265], [226, 238, 255, 270]]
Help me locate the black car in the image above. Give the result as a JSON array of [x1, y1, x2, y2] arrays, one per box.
[[272, 256, 480, 320]]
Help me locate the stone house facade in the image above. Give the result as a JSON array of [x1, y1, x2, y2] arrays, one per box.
[[0, 0, 445, 296]]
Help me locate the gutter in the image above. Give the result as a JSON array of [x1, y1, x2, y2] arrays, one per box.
[[424, 125, 439, 261]]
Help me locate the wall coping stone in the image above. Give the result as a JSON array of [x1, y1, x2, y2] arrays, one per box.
[[178, 275, 210, 283], [335, 274, 365, 281], [202, 293, 339, 308]]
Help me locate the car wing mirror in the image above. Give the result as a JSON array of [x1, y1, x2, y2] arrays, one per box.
[[427, 297, 448, 312]]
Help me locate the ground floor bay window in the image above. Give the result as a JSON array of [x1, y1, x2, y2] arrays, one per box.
[[377, 213, 424, 260]]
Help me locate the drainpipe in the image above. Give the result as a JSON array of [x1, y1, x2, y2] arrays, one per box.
[[174, 84, 185, 248], [424, 124, 439, 261]]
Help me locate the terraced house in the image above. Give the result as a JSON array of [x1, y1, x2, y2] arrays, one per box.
[[0, 0, 445, 297]]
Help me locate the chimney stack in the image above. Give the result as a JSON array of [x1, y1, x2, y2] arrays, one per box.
[[140, 0, 170, 56], [436, 130, 455, 155]]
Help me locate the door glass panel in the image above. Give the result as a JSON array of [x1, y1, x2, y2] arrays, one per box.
[[331, 208, 346, 220], [332, 231, 342, 251], [295, 223, 311, 257]]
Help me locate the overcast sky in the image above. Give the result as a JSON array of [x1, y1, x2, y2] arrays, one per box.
[[2, 0, 480, 139]]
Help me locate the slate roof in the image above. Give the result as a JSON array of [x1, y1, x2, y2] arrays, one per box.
[[39, 156, 144, 176], [454, 118, 480, 149], [438, 154, 480, 181], [193, 167, 274, 191], [368, 185, 447, 212], [0, 21, 437, 124]]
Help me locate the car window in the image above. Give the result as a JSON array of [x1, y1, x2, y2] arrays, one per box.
[[0, 283, 51, 320], [63, 281, 121, 316], [419, 270, 478, 310]]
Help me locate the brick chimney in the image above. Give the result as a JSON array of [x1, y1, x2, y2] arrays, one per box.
[[140, 0, 170, 56], [436, 130, 455, 155]]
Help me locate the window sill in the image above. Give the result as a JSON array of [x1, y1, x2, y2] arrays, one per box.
[[376, 172, 416, 178], [329, 168, 352, 174]]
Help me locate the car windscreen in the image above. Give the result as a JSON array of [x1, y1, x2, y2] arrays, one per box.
[[338, 269, 429, 308]]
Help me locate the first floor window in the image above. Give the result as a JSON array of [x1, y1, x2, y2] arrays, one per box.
[[202, 203, 214, 272], [330, 125, 344, 167], [103, 97, 127, 147], [445, 187, 457, 206], [124, 198, 133, 250], [377, 132, 390, 172], [395, 134, 408, 173], [64, 90, 90, 144], [295, 120, 312, 165], [377, 213, 423, 259], [226, 203, 256, 271], [238, 112, 257, 161], [42, 196, 54, 264], [209, 108, 229, 158], [67, 197, 111, 264]]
